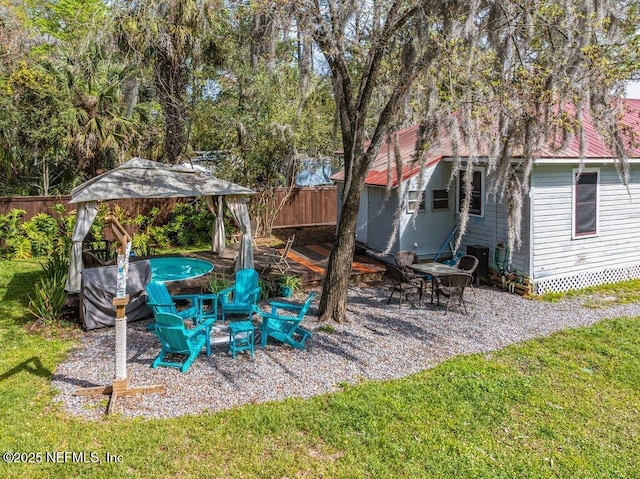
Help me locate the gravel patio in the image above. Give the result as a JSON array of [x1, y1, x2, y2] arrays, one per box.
[[51, 282, 640, 420]]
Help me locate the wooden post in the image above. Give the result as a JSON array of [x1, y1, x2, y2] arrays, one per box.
[[109, 216, 130, 381], [75, 214, 165, 414]]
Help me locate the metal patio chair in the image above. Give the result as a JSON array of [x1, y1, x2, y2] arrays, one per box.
[[455, 255, 479, 295], [262, 235, 295, 274], [435, 272, 473, 315], [385, 263, 424, 308]]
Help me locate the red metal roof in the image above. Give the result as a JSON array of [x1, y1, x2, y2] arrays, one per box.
[[332, 99, 640, 187]]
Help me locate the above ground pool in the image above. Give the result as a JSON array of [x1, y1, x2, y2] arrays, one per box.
[[148, 257, 214, 282]]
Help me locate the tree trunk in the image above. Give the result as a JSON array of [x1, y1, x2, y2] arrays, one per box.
[[318, 171, 365, 322], [155, 48, 189, 164], [251, 12, 275, 71], [297, 29, 311, 100], [122, 76, 139, 119], [163, 102, 187, 163]]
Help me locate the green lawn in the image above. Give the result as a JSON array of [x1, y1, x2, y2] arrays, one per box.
[[536, 278, 640, 307], [1, 259, 639, 478]]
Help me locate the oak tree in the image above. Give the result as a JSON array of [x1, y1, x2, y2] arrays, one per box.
[[292, 0, 639, 322]]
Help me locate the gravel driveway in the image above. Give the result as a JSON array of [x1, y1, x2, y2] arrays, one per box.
[[52, 283, 640, 420]]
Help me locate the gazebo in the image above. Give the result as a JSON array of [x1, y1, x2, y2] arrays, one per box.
[[65, 158, 256, 293]]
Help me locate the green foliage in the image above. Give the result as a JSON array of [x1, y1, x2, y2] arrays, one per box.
[[163, 200, 212, 248], [21, 213, 58, 256], [318, 324, 335, 334], [198, 63, 335, 187], [208, 272, 234, 294], [258, 275, 278, 299], [0, 200, 215, 260], [4, 61, 76, 194], [2, 260, 640, 477], [128, 207, 168, 255], [278, 274, 302, 293], [27, 250, 69, 324], [0, 205, 72, 259], [14, 205, 75, 259], [6, 235, 32, 260], [12, 0, 107, 43], [536, 279, 640, 307], [0, 209, 29, 258]]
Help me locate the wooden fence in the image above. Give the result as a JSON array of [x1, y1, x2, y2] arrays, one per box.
[[270, 186, 337, 228], [0, 186, 337, 231]]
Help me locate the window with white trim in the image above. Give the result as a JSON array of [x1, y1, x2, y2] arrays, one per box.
[[431, 188, 450, 211], [573, 168, 599, 238], [406, 191, 426, 213], [457, 168, 484, 217]]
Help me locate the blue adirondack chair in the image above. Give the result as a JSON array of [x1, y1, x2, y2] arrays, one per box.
[[259, 292, 314, 349], [145, 281, 218, 328], [151, 312, 214, 372], [218, 269, 261, 321]]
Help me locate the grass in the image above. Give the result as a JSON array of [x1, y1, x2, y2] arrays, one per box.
[[535, 278, 640, 307], [1, 259, 639, 478]]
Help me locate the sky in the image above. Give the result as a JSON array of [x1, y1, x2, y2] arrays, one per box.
[[626, 81, 640, 99]]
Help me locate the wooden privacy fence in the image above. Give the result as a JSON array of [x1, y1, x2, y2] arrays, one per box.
[[271, 186, 336, 228], [0, 186, 337, 231]]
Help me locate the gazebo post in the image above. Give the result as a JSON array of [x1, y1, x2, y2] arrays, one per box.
[[74, 215, 165, 414]]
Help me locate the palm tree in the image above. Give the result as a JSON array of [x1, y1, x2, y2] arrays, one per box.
[[114, 0, 226, 164], [55, 37, 147, 177]]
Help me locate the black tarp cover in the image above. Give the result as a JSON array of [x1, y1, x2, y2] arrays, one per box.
[[80, 260, 152, 330]]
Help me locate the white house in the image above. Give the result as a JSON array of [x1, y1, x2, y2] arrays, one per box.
[[333, 99, 640, 294]]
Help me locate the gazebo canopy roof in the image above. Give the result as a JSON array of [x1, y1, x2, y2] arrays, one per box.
[[70, 158, 255, 204]]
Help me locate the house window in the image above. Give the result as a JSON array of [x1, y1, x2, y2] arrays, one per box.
[[406, 191, 426, 213], [573, 169, 598, 238], [431, 189, 449, 211], [458, 168, 484, 216]]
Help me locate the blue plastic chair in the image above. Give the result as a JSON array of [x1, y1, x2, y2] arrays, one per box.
[[151, 312, 214, 372], [218, 269, 261, 321], [146, 281, 218, 327], [259, 292, 314, 349]]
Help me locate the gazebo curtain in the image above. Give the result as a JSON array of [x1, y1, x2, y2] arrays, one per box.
[[205, 195, 226, 254], [65, 201, 98, 293], [66, 196, 254, 294], [225, 195, 254, 271]]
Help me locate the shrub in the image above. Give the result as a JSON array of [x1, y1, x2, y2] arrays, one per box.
[[208, 272, 234, 293], [6, 235, 32, 259], [278, 274, 301, 293], [28, 250, 69, 325], [0, 208, 27, 258], [22, 212, 58, 256], [165, 200, 212, 248], [258, 275, 278, 299]]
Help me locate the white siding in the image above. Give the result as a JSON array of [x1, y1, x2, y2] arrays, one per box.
[[398, 162, 456, 258], [531, 164, 640, 282], [336, 182, 369, 244], [366, 186, 399, 252], [355, 187, 368, 244], [456, 172, 531, 276]]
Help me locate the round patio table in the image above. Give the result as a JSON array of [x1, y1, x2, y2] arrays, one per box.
[[148, 257, 213, 283]]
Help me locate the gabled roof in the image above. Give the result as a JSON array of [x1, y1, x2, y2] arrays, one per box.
[[332, 98, 640, 187], [70, 157, 255, 204]]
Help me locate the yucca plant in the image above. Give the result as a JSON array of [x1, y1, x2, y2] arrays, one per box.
[[28, 250, 69, 326]]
